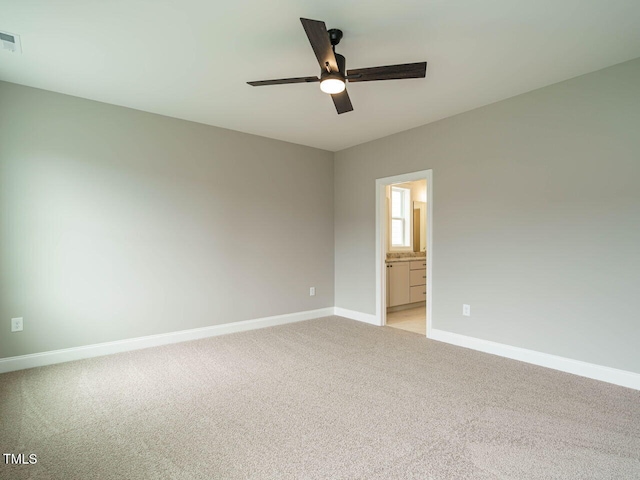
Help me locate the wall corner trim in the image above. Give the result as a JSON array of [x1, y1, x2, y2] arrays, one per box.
[[0, 307, 335, 374], [333, 307, 379, 325], [429, 328, 640, 391]]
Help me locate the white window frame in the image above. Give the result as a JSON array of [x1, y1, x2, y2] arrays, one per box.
[[389, 186, 412, 251]]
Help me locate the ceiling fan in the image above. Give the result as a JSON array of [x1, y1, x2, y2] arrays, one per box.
[[247, 18, 427, 114]]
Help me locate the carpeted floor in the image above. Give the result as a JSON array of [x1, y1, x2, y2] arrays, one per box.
[[1, 316, 639, 479]]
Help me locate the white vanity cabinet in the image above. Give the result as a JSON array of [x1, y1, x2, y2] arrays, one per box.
[[387, 259, 426, 307]]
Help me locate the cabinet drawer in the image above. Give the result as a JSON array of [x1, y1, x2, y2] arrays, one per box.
[[410, 260, 426, 270], [410, 269, 426, 286], [410, 285, 426, 303]]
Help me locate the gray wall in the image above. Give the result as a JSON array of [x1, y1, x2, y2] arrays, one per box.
[[335, 58, 640, 373], [0, 82, 334, 358], [3, 58, 639, 373]]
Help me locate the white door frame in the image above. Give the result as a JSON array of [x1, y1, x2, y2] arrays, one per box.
[[375, 169, 433, 337]]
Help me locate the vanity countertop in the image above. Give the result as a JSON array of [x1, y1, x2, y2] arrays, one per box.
[[385, 256, 427, 264]]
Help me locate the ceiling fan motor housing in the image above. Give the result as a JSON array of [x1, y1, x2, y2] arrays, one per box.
[[321, 53, 346, 85]]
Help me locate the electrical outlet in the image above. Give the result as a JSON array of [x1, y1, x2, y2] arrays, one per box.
[[11, 317, 23, 332], [309, 287, 316, 296], [462, 304, 471, 317]]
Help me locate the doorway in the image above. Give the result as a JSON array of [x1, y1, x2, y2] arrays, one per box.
[[375, 170, 433, 337]]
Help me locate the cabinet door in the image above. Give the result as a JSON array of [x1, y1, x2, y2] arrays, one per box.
[[388, 263, 410, 307]]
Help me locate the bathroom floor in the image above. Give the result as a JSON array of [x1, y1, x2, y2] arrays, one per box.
[[386, 305, 426, 335]]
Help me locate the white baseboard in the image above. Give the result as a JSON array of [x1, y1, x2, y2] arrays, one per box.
[[430, 329, 640, 391], [5, 309, 637, 391], [333, 307, 379, 326], [0, 307, 334, 374]]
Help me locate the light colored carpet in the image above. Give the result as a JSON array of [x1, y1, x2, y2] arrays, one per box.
[[1, 316, 639, 479]]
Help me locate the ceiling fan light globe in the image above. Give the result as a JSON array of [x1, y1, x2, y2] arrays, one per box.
[[320, 78, 346, 94]]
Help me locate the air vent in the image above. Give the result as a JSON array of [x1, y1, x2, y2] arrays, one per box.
[[0, 30, 22, 53]]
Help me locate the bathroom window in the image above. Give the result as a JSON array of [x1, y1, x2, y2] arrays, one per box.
[[391, 186, 411, 247]]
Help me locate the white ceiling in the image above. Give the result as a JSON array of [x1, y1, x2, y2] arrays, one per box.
[[1, 0, 640, 151]]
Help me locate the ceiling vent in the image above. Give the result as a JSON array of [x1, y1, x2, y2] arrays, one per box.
[[0, 31, 22, 53]]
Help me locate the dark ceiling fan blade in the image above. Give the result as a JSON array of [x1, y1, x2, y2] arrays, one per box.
[[247, 76, 319, 86], [346, 62, 427, 82], [331, 89, 353, 114], [300, 18, 338, 72]]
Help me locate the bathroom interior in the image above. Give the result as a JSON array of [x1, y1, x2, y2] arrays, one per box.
[[385, 179, 427, 335]]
